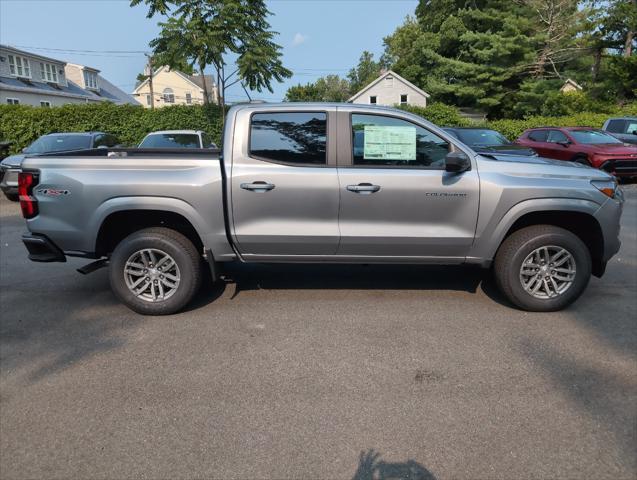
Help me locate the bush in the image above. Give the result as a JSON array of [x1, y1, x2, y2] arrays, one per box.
[[0, 102, 224, 154], [398, 103, 470, 127], [485, 104, 637, 140]]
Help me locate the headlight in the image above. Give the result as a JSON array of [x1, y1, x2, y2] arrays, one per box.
[[591, 179, 619, 199]]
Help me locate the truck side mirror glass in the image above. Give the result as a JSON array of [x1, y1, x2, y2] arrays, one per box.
[[445, 151, 471, 173]]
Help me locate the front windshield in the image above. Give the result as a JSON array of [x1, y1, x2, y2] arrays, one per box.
[[569, 130, 623, 144], [139, 133, 200, 148], [25, 135, 92, 154], [456, 129, 509, 146]]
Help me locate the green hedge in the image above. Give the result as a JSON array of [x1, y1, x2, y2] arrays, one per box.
[[398, 103, 471, 127], [1, 101, 635, 155], [0, 102, 224, 154]]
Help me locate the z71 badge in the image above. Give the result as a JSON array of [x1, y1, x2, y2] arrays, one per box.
[[36, 188, 70, 197]]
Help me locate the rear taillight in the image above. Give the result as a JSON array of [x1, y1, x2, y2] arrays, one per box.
[[18, 172, 38, 219]]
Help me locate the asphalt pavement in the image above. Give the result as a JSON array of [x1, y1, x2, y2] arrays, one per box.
[[1, 185, 636, 480]]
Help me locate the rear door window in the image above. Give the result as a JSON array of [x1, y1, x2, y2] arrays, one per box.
[[605, 119, 626, 134], [528, 130, 548, 142], [249, 112, 327, 165]]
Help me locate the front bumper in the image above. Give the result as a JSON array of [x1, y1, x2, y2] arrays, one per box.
[[598, 158, 637, 177], [594, 194, 624, 264], [22, 233, 66, 262]]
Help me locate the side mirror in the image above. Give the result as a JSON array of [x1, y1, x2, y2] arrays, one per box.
[[445, 151, 471, 173], [21, 148, 28, 154]]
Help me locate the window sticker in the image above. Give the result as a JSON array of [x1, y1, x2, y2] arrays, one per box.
[[363, 125, 416, 161]]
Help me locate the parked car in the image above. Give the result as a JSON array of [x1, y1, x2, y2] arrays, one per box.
[[444, 127, 537, 156], [602, 117, 637, 145], [0, 132, 120, 201], [19, 104, 622, 315], [138, 130, 217, 149], [515, 127, 637, 178]]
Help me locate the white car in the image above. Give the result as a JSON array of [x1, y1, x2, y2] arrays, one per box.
[[138, 130, 217, 149]]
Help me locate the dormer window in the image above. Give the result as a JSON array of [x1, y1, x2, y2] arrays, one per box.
[[8, 55, 31, 78], [83, 70, 98, 90], [40, 62, 59, 83]]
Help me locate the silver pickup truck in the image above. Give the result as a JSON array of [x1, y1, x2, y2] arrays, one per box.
[[18, 103, 623, 314]]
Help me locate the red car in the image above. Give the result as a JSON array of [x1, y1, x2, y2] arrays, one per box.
[[515, 127, 637, 178]]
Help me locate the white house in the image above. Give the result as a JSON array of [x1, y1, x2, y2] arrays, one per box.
[[348, 69, 430, 107], [132, 66, 218, 108]]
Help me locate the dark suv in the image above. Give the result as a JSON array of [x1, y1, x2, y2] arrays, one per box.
[[515, 127, 637, 178], [0, 132, 120, 201], [602, 117, 637, 145]]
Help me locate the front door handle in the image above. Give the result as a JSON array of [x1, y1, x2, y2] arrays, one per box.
[[346, 183, 381, 194], [240, 181, 275, 192]]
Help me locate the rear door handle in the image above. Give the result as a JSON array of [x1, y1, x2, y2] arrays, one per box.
[[346, 183, 381, 194], [240, 181, 275, 192]]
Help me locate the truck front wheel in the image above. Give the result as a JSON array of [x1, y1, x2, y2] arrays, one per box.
[[109, 227, 202, 315], [494, 225, 591, 311]]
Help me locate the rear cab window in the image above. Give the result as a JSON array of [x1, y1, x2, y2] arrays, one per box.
[[140, 134, 201, 148], [605, 119, 626, 134], [249, 112, 327, 165]]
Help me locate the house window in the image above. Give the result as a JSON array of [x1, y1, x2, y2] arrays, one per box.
[[40, 62, 59, 83], [400, 94, 408, 105], [6, 98, 20, 105], [8, 55, 31, 78], [146, 94, 151, 106], [185, 92, 192, 104], [369, 96, 377, 104], [163, 88, 175, 103], [40, 101, 51, 107], [83, 70, 98, 90]]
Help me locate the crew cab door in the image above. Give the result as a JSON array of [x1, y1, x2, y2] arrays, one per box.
[[335, 109, 479, 259], [229, 108, 340, 258]]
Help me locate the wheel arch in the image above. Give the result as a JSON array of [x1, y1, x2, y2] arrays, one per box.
[[470, 198, 606, 277], [91, 197, 211, 257]]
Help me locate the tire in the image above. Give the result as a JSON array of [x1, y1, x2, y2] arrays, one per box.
[[109, 227, 202, 315], [494, 225, 591, 312], [573, 154, 591, 166], [3, 192, 18, 202]]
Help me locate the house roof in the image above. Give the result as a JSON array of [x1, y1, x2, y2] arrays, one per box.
[[0, 69, 137, 105], [560, 78, 583, 91], [348, 69, 430, 102], [0, 44, 67, 66], [133, 66, 216, 94]]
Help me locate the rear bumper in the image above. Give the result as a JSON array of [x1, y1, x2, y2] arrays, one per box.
[[0, 166, 20, 193], [22, 233, 66, 262]]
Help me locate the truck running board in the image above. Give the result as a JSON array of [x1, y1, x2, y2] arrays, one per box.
[[77, 258, 109, 275]]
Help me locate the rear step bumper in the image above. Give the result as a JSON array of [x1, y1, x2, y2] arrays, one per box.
[[22, 233, 66, 262]]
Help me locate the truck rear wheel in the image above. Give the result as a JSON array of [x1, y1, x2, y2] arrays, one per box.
[[494, 225, 591, 311], [109, 227, 202, 315]]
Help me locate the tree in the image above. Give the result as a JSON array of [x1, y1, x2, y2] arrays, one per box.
[[382, 0, 599, 117], [347, 51, 382, 94], [284, 75, 350, 102], [131, 0, 292, 118]]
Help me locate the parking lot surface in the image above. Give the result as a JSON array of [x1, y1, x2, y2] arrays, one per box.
[[1, 186, 636, 480]]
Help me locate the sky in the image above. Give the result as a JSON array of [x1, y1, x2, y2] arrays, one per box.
[[0, 0, 418, 103]]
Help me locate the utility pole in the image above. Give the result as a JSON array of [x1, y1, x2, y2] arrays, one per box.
[[145, 54, 155, 110]]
